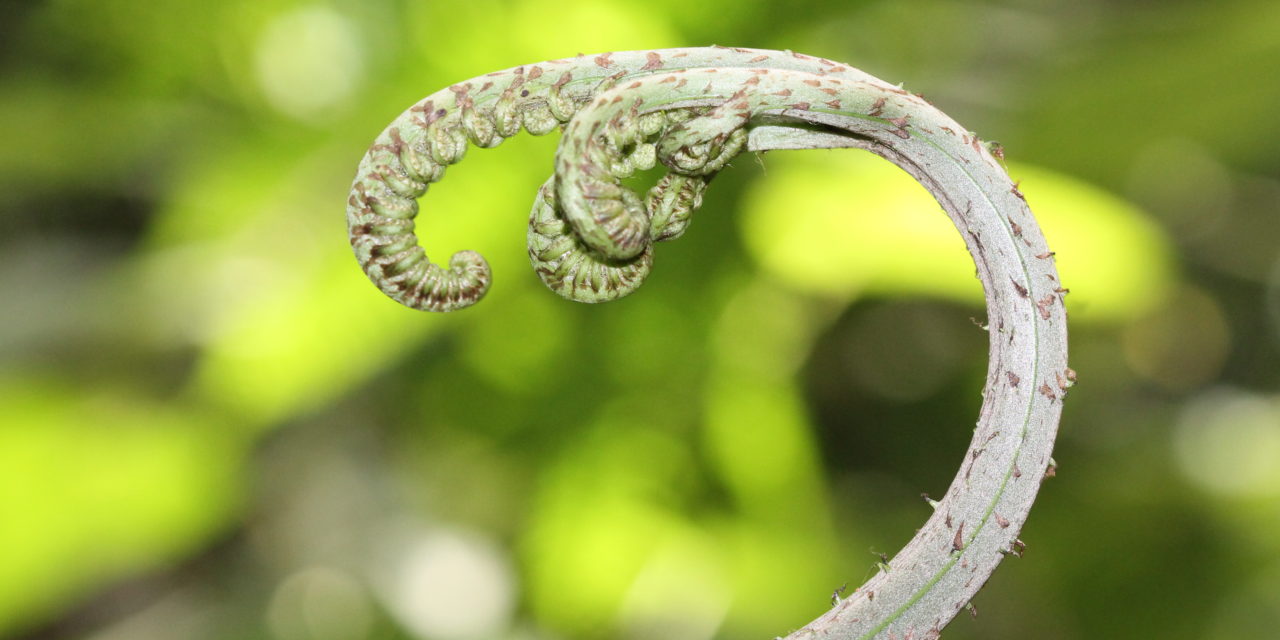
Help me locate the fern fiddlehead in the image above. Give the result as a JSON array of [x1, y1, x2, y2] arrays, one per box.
[[348, 48, 879, 309], [347, 47, 1070, 639]]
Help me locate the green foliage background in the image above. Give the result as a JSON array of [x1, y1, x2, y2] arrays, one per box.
[[3, 1, 1279, 639]]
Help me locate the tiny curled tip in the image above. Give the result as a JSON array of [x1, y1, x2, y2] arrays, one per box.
[[527, 178, 653, 304], [413, 250, 491, 312]]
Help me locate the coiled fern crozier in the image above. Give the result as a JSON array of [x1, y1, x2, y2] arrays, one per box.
[[347, 47, 1071, 640]]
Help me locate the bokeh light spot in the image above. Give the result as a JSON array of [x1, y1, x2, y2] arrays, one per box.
[[254, 6, 363, 120], [619, 537, 730, 640], [267, 567, 373, 640], [378, 529, 515, 640], [1174, 388, 1280, 499]]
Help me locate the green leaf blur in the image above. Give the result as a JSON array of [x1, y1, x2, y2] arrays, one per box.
[[2, 1, 1278, 639]]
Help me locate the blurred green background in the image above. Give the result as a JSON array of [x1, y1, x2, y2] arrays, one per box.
[[3, 0, 1279, 638]]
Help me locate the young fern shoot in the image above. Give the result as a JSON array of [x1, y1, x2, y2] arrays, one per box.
[[347, 47, 1070, 640]]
